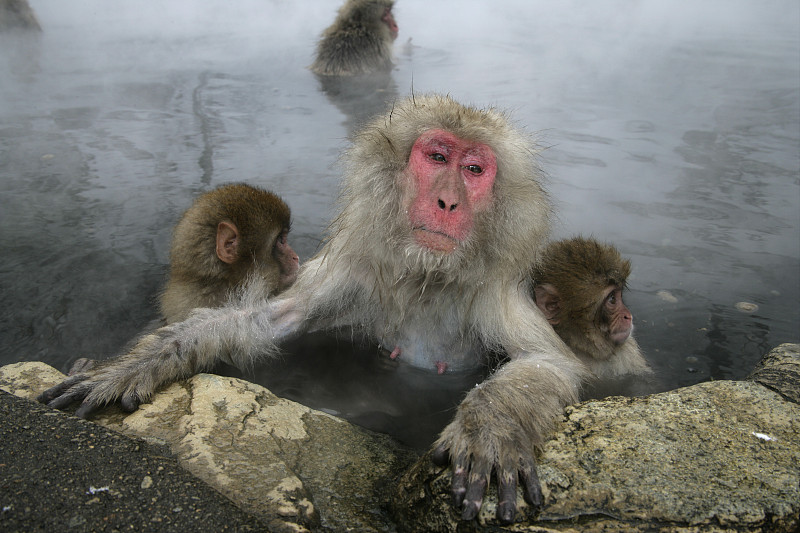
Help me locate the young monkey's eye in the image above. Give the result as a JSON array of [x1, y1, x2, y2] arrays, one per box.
[[430, 153, 446, 162]]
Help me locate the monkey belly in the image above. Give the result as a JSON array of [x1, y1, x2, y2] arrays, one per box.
[[377, 329, 483, 373]]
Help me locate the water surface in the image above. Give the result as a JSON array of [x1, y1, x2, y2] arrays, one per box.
[[1, 0, 798, 448]]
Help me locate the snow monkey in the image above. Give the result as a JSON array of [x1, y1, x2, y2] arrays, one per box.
[[531, 236, 652, 383], [40, 94, 586, 524], [311, 0, 399, 77], [67, 183, 299, 376], [160, 183, 299, 324]]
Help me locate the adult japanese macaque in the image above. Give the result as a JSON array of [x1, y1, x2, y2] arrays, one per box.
[[160, 183, 299, 324], [310, 0, 399, 77], [531, 236, 652, 384], [39, 94, 583, 525]]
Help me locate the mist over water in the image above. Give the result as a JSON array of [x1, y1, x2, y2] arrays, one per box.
[[1, 0, 798, 447]]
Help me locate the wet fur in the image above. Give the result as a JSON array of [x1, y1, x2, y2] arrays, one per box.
[[42, 94, 591, 523], [532, 236, 652, 377], [161, 183, 292, 324], [311, 0, 396, 76]]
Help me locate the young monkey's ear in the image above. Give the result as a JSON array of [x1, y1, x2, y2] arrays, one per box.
[[215, 221, 240, 264], [533, 284, 561, 325]]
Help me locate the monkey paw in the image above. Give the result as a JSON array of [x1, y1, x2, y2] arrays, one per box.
[[431, 404, 543, 523], [37, 332, 174, 418], [37, 364, 148, 418]]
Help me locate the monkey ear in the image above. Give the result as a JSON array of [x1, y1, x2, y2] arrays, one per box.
[[216, 221, 240, 264], [533, 284, 561, 325]]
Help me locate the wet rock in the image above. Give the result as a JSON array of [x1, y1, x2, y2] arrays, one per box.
[[0, 363, 417, 533], [393, 343, 800, 532]]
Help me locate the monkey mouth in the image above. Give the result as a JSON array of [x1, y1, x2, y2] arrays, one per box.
[[413, 227, 459, 253], [610, 329, 631, 345]]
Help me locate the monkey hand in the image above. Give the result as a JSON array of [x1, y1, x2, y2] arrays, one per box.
[[431, 380, 544, 524], [37, 329, 186, 418]]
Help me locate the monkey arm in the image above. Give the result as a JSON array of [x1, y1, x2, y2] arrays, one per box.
[[37, 255, 360, 418], [37, 293, 311, 418], [434, 287, 588, 523]]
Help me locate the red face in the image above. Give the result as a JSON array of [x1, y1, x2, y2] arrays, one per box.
[[405, 129, 497, 253], [382, 7, 399, 40], [602, 286, 633, 345]]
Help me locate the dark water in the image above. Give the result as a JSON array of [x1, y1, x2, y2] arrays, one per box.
[[1, 0, 798, 448]]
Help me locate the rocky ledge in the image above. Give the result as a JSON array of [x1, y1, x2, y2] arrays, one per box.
[[1, 343, 798, 532]]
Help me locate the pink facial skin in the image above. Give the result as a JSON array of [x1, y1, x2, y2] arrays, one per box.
[[406, 129, 497, 253], [382, 8, 399, 40], [603, 286, 633, 345]]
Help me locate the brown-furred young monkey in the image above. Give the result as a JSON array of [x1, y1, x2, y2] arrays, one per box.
[[532, 236, 652, 383], [40, 94, 584, 525], [67, 183, 299, 376], [161, 183, 299, 324], [311, 0, 398, 77]]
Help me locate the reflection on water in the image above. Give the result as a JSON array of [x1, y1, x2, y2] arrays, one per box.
[[1, 0, 798, 448]]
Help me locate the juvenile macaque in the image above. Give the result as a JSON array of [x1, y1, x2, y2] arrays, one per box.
[[67, 183, 299, 376], [40, 94, 585, 524], [531, 237, 652, 382], [0, 0, 41, 31], [161, 183, 299, 324], [311, 0, 398, 77]]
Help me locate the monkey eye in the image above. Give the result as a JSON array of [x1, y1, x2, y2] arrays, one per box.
[[429, 152, 446, 163], [464, 164, 483, 174], [605, 289, 621, 308]]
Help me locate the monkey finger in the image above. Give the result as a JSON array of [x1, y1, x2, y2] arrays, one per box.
[[460, 464, 490, 520], [120, 390, 140, 413], [46, 387, 89, 411], [496, 469, 518, 524], [36, 375, 88, 404], [520, 458, 543, 509], [450, 452, 469, 509], [74, 398, 101, 419]]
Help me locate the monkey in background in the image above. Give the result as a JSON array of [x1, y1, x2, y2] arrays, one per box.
[[0, 0, 41, 31], [311, 0, 401, 135], [311, 0, 399, 77], [68, 183, 299, 375], [41, 94, 586, 524], [531, 236, 654, 396], [160, 183, 299, 324]]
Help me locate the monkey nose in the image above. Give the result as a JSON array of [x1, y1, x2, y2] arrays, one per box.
[[437, 198, 458, 212]]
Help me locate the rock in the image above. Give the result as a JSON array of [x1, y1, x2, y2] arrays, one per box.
[[3, 344, 798, 532], [393, 343, 800, 532], [0, 389, 268, 532], [748, 343, 800, 404], [0, 363, 417, 532]]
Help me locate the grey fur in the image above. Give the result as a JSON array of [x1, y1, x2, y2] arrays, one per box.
[[41, 94, 591, 524]]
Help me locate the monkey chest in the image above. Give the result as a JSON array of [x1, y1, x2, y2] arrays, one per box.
[[373, 311, 483, 373]]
